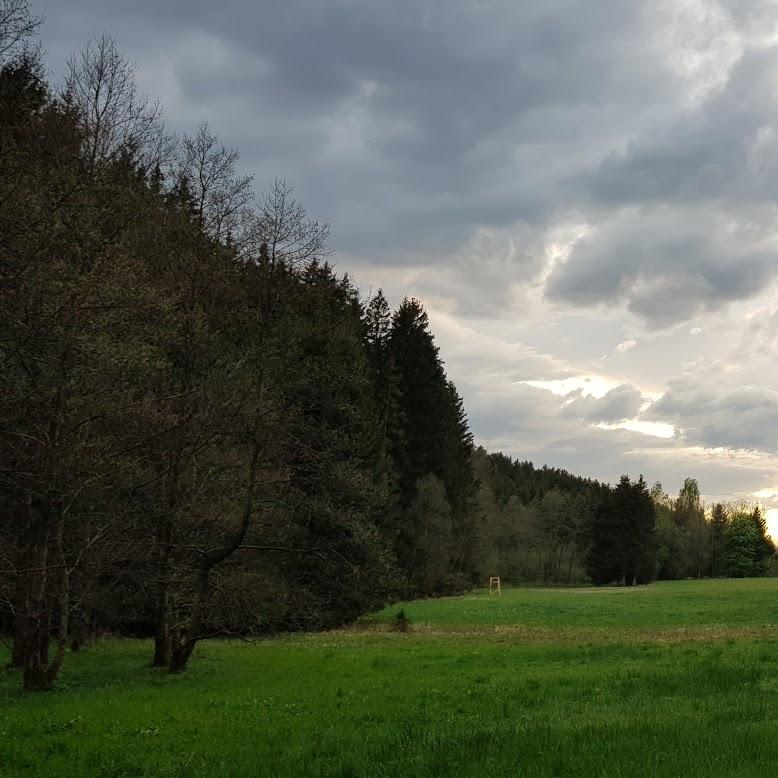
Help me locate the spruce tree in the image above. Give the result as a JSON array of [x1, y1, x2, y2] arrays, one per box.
[[587, 475, 656, 585], [363, 290, 404, 497], [387, 298, 477, 592]]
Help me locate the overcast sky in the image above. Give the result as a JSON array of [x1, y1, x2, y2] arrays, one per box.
[[34, 0, 778, 528]]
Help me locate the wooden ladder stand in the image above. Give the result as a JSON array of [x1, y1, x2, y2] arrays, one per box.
[[489, 576, 501, 596]]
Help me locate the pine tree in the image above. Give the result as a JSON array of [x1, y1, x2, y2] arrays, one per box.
[[751, 507, 774, 571], [387, 298, 477, 592], [587, 475, 656, 585], [363, 290, 404, 494], [364, 289, 392, 369]]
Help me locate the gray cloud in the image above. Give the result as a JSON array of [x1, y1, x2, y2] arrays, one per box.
[[30, 0, 778, 505], [564, 383, 646, 423], [39, 1, 778, 327], [34, 1, 699, 259], [544, 39, 778, 325], [546, 206, 778, 326], [648, 378, 778, 453], [586, 47, 778, 207]]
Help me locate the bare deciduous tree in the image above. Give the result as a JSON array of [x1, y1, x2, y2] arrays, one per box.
[[251, 178, 331, 266], [174, 121, 254, 244], [0, 0, 41, 61], [64, 34, 171, 173]]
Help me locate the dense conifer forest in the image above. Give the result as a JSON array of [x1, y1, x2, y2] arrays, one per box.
[[0, 2, 774, 691]]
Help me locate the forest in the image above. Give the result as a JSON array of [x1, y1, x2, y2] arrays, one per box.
[[1, 0, 775, 693]]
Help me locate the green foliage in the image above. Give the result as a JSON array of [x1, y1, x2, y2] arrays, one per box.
[[587, 475, 656, 585], [649, 484, 776, 583], [709, 502, 728, 577], [405, 475, 455, 594], [469, 447, 602, 585], [720, 508, 774, 578], [673, 477, 707, 578]]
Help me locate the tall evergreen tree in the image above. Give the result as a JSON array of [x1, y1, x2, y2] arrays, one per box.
[[363, 289, 403, 497], [387, 298, 477, 592]]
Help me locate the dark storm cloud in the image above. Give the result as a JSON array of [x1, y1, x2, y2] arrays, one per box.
[[35, 0, 690, 263], [31, 0, 778, 488], [37, 1, 778, 324]]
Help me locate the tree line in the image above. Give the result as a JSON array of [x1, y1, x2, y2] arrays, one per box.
[[0, 14, 481, 689], [1, 2, 774, 692], [473, 459, 774, 586]]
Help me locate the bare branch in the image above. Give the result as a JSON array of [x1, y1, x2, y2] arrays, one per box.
[[248, 178, 330, 266], [174, 120, 255, 244], [0, 0, 41, 61], [64, 34, 173, 174]]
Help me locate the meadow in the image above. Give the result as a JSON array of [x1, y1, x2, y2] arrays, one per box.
[[3, 579, 778, 776]]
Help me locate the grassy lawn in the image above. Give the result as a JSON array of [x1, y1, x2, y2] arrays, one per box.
[[3, 579, 778, 776]]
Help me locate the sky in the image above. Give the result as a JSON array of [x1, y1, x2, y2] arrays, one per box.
[[33, 0, 778, 532]]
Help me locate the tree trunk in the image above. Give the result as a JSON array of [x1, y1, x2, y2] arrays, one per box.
[[168, 569, 209, 673], [23, 630, 53, 691], [69, 609, 90, 652], [152, 542, 173, 667], [9, 529, 37, 668], [22, 664, 52, 691], [38, 627, 50, 664], [153, 618, 172, 667], [168, 636, 197, 673], [151, 450, 178, 668], [168, 433, 261, 674], [23, 512, 69, 692], [21, 518, 49, 688], [9, 610, 31, 669]]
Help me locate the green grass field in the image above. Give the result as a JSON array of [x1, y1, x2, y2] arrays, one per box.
[[3, 579, 778, 776]]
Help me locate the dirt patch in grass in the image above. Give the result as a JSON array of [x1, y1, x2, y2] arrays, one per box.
[[342, 622, 778, 645]]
